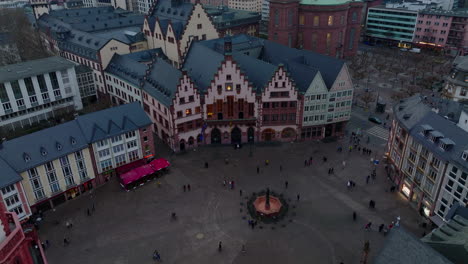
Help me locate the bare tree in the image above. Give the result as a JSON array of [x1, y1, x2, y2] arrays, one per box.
[[359, 92, 376, 108], [0, 8, 49, 64]]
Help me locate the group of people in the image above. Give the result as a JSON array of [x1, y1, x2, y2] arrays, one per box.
[[223, 179, 235, 189], [183, 184, 191, 192]]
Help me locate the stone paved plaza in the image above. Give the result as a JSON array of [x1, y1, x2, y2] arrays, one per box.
[[38, 138, 427, 264]]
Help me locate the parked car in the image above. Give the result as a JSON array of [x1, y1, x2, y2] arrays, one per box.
[[368, 116, 383, 124]]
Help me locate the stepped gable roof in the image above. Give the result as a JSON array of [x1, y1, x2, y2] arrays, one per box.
[[142, 57, 182, 107], [0, 121, 88, 173], [186, 34, 342, 93], [183, 42, 225, 91], [75, 102, 152, 143]]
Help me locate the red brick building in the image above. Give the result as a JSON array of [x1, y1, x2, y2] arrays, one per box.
[[0, 202, 47, 264], [268, 0, 363, 58]]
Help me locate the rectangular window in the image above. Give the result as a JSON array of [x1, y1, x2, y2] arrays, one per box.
[[313, 16, 319, 26], [0, 83, 8, 102], [111, 135, 122, 144], [127, 140, 138, 149], [328, 15, 333, 26], [128, 150, 139, 162], [125, 131, 136, 139], [115, 154, 127, 167], [49, 72, 60, 90], [37, 74, 48, 93], [299, 14, 305, 25], [11, 81, 22, 99], [113, 144, 125, 153], [61, 70, 69, 84], [60, 156, 75, 187], [24, 77, 35, 95], [45, 162, 60, 193], [98, 149, 110, 158], [28, 168, 45, 200], [74, 150, 88, 181], [100, 159, 113, 171]]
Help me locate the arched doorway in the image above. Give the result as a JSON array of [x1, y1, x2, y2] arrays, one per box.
[[231, 127, 242, 144], [247, 127, 255, 142], [211, 128, 221, 144], [262, 129, 275, 141], [281, 127, 296, 139], [179, 139, 186, 151], [188, 137, 194, 146]]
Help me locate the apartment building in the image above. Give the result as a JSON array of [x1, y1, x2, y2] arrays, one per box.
[[0, 56, 83, 131], [386, 95, 468, 220], [0, 103, 154, 215]]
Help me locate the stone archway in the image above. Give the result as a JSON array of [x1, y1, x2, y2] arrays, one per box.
[[262, 129, 275, 141], [211, 128, 221, 144], [281, 127, 296, 139], [231, 127, 242, 144]]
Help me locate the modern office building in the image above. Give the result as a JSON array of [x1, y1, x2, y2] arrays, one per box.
[[365, 6, 418, 47], [386, 95, 468, 219], [105, 35, 354, 151], [0, 103, 154, 214], [268, 0, 363, 58], [0, 56, 83, 131], [228, 0, 261, 12]]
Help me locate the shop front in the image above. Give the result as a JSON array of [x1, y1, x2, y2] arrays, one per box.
[[401, 179, 412, 198]]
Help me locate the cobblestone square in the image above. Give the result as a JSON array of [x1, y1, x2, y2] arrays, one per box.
[[38, 139, 425, 264]]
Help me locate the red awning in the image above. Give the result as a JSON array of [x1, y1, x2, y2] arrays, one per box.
[[119, 164, 155, 186], [150, 158, 170, 171], [116, 158, 146, 175]]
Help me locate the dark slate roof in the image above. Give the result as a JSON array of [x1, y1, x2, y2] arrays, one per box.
[[204, 5, 261, 29], [394, 95, 468, 172], [142, 57, 182, 107], [0, 56, 75, 83], [374, 227, 453, 264], [0, 103, 151, 187], [0, 121, 89, 174], [37, 7, 145, 60], [105, 48, 167, 87], [421, 214, 468, 264], [183, 43, 224, 91], [445, 202, 468, 222], [0, 157, 23, 189], [148, 0, 193, 25], [184, 34, 343, 93], [75, 102, 152, 143]]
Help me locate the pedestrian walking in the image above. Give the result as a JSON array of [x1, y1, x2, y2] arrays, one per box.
[[285, 181, 289, 189], [63, 237, 69, 246], [347, 181, 351, 190], [87, 208, 90, 216], [353, 211, 356, 221], [265, 159, 269, 166], [379, 224, 384, 232], [366, 175, 370, 184], [205, 162, 209, 168], [342, 160, 346, 168], [297, 194, 300, 201], [365, 222, 372, 230], [223, 180, 226, 188], [183, 185, 186, 192], [241, 244, 246, 253], [153, 250, 161, 261], [323, 156, 327, 162], [240, 189, 243, 196], [257, 166, 260, 174], [331, 167, 334, 174], [45, 240, 50, 248], [218, 241, 222, 252], [92, 203, 95, 212], [187, 184, 191, 191]]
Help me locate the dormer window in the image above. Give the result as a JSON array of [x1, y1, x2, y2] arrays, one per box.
[[23, 153, 31, 162], [70, 137, 76, 145], [439, 138, 455, 151], [56, 142, 62, 151], [462, 151, 468, 161], [40, 147, 47, 156], [428, 130, 443, 142]]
